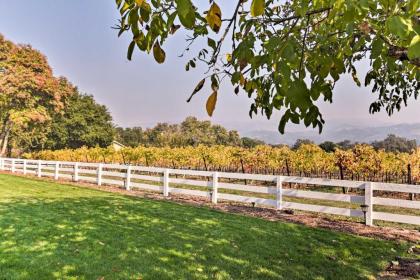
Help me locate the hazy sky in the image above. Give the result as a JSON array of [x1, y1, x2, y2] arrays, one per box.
[[0, 0, 419, 134]]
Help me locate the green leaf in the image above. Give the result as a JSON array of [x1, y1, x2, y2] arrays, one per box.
[[231, 72, 241, 84], [150, 0, 160, 8], [127, 41, 135, 61], [206, 91, 218, 117], [135, 32, 147, 51], [386, 16, 412, 39], [187, 79, 205, 102], [234, 86, 240, 94], [408, 35, 420, 60], [167, 12, 178, 28], [175, 0, 196, 29], [211, 75, 219, 91], [290, 113, 299, 124], [140, 2, 151, 22], [278, 110, 290, 134], [370, 38, 383, 59], [285, 80, 311, 111], [251, 0, 265, 17], [128, 7, 139, 25], [351, 71, 361, 87], [207, 38, 217, 50], [153, 42, 166, 64], [206, 2, 222, 33]]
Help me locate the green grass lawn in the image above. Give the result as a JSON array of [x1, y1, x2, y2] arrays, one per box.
[[0, 174, 411, 280]]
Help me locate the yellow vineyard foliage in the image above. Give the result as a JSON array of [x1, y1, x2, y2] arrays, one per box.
[[24, 144, 420, 184]]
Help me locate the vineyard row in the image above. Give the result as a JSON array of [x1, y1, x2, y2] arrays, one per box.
[[25, 144, 420, 184]]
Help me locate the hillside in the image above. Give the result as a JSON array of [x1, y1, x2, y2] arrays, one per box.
[[244, 123, 420, 145]]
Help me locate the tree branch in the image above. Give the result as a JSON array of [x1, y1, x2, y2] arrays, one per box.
[[209, 0, 242, 65], [259, 7, 332, 25], [388, 46, 420, 67]]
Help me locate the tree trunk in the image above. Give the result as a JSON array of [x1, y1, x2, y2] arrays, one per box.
[[0, 127, 10, 157], [408, 164, 415, 200], [339, 164, 348, 194], [240, 158, 247, 185]]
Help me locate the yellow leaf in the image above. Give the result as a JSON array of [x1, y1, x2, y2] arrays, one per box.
[[153, 42, 166, 64], [135, 0, 144, 6], [226, 53, 232, 63], [206, 91, 218, 117], [239, 74, 245, 86], [251, 0, 265, 17], [206, 2, 222, 33]]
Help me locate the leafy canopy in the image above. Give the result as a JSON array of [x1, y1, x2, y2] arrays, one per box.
[[45, 92, 115, 150], [116, 116, 248, 147], [0, 34, 73, 155], [0, 35, 116, 155], [115, 0, 420, 133]]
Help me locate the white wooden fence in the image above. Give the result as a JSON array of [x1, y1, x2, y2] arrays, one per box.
[[0, 157, 419, 226]]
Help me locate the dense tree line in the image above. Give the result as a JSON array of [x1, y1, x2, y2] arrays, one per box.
[[115, 116, 265, 148], [0, 34, 115, 155], [298, 135, 418, 154], [371, 134, 417, 153]]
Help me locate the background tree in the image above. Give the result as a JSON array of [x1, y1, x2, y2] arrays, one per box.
[[44, 92, 115, 150], [115, 116, 259, 147], [371, 134, 417, 153], [241, 136, 265, 148], [319, 141, 337, 152], [292, 138, 314, 150], [0, 34, 73, 156], [115, 127, 145, 147], [115, 0, 420, 133], [336, 140, 356, 150]]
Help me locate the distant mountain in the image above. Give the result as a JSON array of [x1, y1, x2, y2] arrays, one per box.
[[242, 123, 420, 145]]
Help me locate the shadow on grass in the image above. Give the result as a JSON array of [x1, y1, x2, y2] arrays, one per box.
[[0, 177, 407, 279]]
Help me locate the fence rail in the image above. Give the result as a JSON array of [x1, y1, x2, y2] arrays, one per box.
[[0, 157, 419, 226]]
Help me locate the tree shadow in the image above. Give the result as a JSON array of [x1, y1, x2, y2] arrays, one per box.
[[0, 189, 406, 279]]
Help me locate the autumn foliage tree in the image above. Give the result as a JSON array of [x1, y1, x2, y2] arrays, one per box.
[[115, 0, 420, 133], [0, 34, 73, 155]]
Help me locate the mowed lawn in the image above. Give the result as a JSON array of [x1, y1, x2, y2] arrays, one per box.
[[0, 174, 410, 280]]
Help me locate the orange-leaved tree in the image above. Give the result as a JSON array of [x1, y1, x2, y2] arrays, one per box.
[[0, 34, 74, 156]]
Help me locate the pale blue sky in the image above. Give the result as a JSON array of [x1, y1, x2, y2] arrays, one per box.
[[0, 0, 419, 135]]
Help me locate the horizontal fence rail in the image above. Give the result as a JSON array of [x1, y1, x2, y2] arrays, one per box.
[[0, 157, 419, 226]]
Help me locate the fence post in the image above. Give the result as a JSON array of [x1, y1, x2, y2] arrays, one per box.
[[97, 163, 103, 186], [125, 165, 132, 191], [364, 182, 373, 226], [73, 162, 79, 182], [37, 160, 42, 178], [276, 176, 283, 210], [11, 159, 15, 173], [163, 169, 170, 197], [54, 162, 60, 180], [23, 159, 27, 175], [211, 171, 218, 204], [0, 158, 3, 171]]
